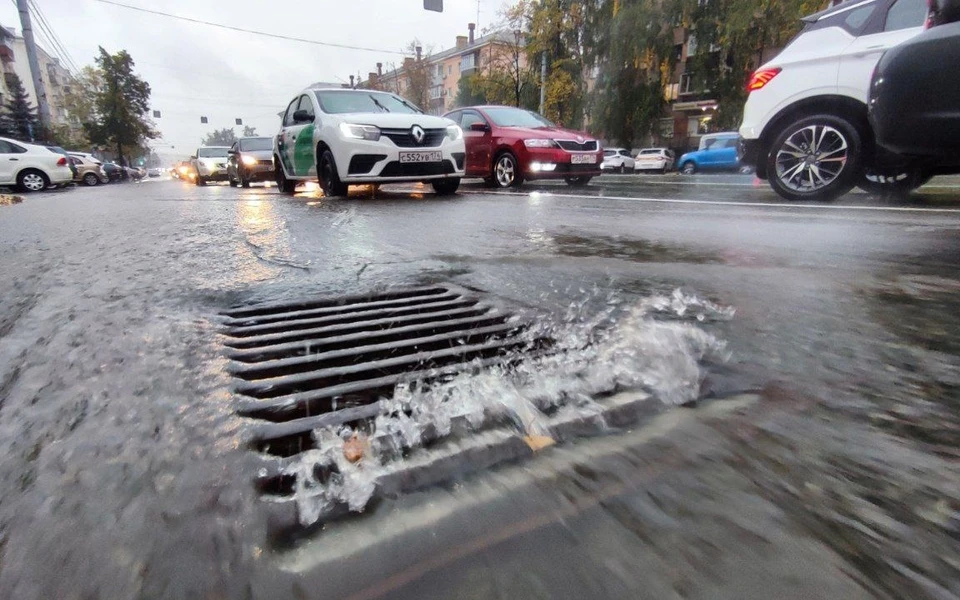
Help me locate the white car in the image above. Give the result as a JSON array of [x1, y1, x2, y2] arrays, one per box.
[[192, 146, 231, 186], [600, 148, 635, 173], [634, 148, 675, 173], [274, 87, 465, 196], [738, 0, 929, 201], [0, 136, 73, 192]]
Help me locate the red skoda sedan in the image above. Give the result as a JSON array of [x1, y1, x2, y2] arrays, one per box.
[[443, 106, 603, 188]]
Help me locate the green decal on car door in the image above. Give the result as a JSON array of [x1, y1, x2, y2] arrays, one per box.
[[294, 125, 316, 177]]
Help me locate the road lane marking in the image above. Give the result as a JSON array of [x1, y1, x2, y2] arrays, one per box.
[[478, 190, 960, 214]]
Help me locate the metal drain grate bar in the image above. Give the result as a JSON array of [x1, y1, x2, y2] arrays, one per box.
[[223, 288, 458, 327], [224, 305, 495, 351], [228, 312, 511, 364], [222, 285, 448, 318], [230, 322, 521, 381], [223, 297, 480, 339]]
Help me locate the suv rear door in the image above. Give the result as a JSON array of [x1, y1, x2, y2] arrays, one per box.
[[838, 0, 927, 100], [277, 98, 299, 176]]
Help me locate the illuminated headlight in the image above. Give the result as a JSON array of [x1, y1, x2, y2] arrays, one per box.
[[524, 139, 558, 149], [529, 162, 557, 172], [339, 123, 381, 141], [241, 155, 258, 166], [446, 125, 463, 141]]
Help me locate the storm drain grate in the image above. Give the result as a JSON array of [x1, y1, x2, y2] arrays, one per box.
[[221, 285, 556, 534]]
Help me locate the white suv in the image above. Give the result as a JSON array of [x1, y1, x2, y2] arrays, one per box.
[[274, 87, 465, 196], [739, 0, 929, 201]]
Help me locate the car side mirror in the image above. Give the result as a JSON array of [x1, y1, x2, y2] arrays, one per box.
[[190, 155, 197, 160], [469, 122, 489, 132], [227, 150, 236, 155], [293, 109, 314, 123]]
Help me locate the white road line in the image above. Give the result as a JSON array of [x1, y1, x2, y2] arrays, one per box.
[[480, 190, 960, 214]]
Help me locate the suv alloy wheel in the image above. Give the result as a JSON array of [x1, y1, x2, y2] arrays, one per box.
[[767, 114, 863, 202]]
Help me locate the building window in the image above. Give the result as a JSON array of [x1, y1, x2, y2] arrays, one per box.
[[448, 65, 452, 74], [460, 53, 476, 71], [680, 72, 694, 94]]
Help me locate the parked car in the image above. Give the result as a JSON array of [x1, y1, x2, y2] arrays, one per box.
[[738, 0, 930, 201], [868, 2, 960, 186], [0, 136, 73, 191], [275, 87, 464, 196], [126, 167, 145, 182], [192, 146, 230, 186], [226, 137, 275, 187], [601, 148, 635, 173], [677, 132, 740, 174], [634, 148, 675, 173], [46, 145, 77, 182], [147, 168, 164, 178], [101, 162, 126, 182], [68, 152, 108, 186], [443, 105, 602, 188]]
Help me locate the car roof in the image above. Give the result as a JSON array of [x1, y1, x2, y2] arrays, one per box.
[[802, 0, 877, 23], [200, 145, 231, 149]]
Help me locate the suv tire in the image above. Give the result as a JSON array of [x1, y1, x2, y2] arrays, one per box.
[[275, 156, 296, 194], [767, 114, 862, 202], [858, 169, 932, 197], [195, 175, 206, 187], [318, 150, 348, 197], [432, 178, 460, 196]]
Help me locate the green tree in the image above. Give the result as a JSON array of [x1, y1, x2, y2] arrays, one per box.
[[0, 74, 40, 141], [454, 74, 487, 107], [202, 128, 237, 146], [57, 65, 102, 148], [586, 0, 684, 146], [242, 125, 257, 137], [685, 0, 828, 128], [526, 0, 589, 126], [85, 48, 156, 165]]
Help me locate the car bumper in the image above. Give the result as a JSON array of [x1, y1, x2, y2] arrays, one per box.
[[737, 137, 760, 169], [519, 148, 604, 180], [335, 139, 466, 183], [239, 162, 275, 180], [635, 160, 670, 171]]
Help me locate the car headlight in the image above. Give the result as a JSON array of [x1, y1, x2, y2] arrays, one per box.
[[339, 123, 381, 141], [523, 139, 558, 149], [241, 155, 258, 166], [446, 125, 463, 141]]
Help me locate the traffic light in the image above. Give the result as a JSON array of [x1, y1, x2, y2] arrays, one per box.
[[424, 0, 442, 12]]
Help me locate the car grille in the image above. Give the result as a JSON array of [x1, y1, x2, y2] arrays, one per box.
[[379, 160, 456, 177], [557, 140, 598, 152], [381, 128, 446, 148]]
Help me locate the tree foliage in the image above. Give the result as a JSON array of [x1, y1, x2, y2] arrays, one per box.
[[400, 40, 431, 111], [685, 0, 828, 128], [0, 74, 40, 141], [202, 128, 237, 146], [526, 0, 589, 127], [85, 48, 157, 165], [242, 125, 258, 137]]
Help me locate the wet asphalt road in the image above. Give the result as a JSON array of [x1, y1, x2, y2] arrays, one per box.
[[1, 174, 960, 599]]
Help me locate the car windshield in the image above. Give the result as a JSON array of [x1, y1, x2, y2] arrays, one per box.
[[198, 147, 229, 158], [314, 91, 420, 114], [483, 107, 554, 128], [239, 137, 272, 151]]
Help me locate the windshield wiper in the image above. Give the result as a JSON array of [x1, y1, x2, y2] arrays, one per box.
[[369, 95, 390, 113], [397, 97, 423, 114]]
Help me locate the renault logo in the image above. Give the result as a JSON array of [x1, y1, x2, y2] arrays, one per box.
[[411, 125, 426, 145]]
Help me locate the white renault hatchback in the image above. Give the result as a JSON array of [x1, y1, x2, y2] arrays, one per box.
[[738, 0, 930, 201], [273, 87, 465, 196]]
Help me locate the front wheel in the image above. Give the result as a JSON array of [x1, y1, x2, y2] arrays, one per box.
[[195, 175, 206, 187], [565, 176, 592, 187], [766, 114, 862, 202], [858, 169, 932, 197], [83, 173, 99, 186], [318, 150, 348, 197], [493, 152, 522, 188], [681, 162, 696, 175], [275, 156, 296, 194], [431, 178, 460, 196]]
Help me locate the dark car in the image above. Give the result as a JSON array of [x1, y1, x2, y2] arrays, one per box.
[[868, 0, 960, 187], [442, 106, 603, 188], [101, 162, 126, 182], [226, 137, 275, 188]]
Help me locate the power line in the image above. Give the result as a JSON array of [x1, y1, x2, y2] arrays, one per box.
[[93, 0, 409, 56], [25, 0, 81, 74]]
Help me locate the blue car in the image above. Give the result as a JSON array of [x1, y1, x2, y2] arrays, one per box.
[[677, 132, 741, 174]]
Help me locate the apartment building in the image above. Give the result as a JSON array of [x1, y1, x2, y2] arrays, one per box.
[[0, 25, 76, 129], [366, 24, 527, 115]]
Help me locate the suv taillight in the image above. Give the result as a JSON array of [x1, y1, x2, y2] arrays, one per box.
[[746, 67, 782, 92], [56, 157, 67, 166]]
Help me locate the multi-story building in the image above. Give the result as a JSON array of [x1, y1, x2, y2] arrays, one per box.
[[0, 25, 77, 132], [365, 24, 527, 116]]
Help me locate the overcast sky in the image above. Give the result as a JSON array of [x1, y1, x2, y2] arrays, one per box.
[[0, 0, 513, 159]]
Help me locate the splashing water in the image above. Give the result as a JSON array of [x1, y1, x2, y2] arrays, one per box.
[[286, 289, 733, 524]]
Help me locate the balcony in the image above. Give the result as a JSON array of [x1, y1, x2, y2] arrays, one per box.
[[0, 40, 13, 63], [459, 53, 477, 75], [429, 85, 444, 101]]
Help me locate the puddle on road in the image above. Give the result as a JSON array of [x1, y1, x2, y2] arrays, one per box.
[[552, 233, 721, 265]]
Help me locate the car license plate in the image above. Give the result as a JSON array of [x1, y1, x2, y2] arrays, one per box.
[[571, 154, 596, 164], [399, 151, 442, 163]]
